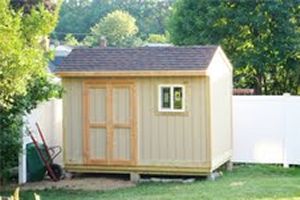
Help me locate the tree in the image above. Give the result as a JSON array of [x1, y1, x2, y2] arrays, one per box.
[[84, 10, 139, 47], [0, 0, 60, 108], [113, 0, 174, 39], [169, 0, 300, 95], [53, 0, 100, 41], [53, 0, 174, 41], [0, 0, 61, 182], [147, 33, 169, 43], [64, 33, 80, 46]]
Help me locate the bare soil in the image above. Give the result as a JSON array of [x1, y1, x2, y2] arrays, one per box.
[[3, 175, 136, 191]]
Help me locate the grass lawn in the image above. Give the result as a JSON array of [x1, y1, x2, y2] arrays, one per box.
[[3, 164, 300, 200]]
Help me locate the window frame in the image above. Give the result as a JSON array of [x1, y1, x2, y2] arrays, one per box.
[[158, 84, 185, 112]]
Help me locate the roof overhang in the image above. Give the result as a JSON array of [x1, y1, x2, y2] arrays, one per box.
[[55, 70, 208, 77]]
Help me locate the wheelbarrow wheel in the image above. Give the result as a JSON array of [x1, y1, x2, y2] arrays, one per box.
[[48, 163, 63, 180]]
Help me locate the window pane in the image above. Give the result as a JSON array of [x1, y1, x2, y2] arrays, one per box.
[[173, 87, 183, 110], [161, 87, 171, 109]]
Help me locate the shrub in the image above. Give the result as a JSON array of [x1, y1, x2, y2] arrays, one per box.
[[0, 76, 62, 183]]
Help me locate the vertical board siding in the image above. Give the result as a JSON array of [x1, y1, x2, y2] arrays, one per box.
[[137, 77, 209, 167], [112, 87, 131, 161], [209, 50, 233, 170], [113, 128, 131, 160], [113, 87, 130, 124], [89, 88, 106, 123], [90, 128, 107, 159], [63, 78, 83, 164]]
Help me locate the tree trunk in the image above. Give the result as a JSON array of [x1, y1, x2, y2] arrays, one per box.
[[255, 73, 263, 95]]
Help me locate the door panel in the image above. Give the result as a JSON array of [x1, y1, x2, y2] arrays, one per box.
[[112, 86, 132, 163], [86, 86, 108, 164], [113, 87, 131, 124], [113, 128, 131, 160], [83, 81, 136, 165], [89, 88, 106, 124], [89, 128, 107, 160]]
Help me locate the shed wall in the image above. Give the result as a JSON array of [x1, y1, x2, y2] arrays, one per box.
[[137, 77, 209, 167], [62, 77, 209, 167], [63, 78, 84, 164], [208, 50, 233, 170]]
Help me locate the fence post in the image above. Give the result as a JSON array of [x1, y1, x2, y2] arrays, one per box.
[[283, 93, 290, 168], [18, 118, 27, 184]]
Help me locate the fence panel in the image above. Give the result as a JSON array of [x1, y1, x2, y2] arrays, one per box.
[[285, 97, 300, 165], [232, 95, 300, 166]]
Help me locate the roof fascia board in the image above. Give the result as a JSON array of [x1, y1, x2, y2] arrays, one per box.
[[55, 70, 208, 77]]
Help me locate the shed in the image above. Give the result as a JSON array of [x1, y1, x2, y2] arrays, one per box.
[[55, 46, 233, 177]]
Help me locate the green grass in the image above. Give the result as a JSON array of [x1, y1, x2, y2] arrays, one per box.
[[3, 165, 300, 200]]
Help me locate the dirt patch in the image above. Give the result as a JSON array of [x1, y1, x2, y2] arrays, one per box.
[[4, 176, 136, 191]]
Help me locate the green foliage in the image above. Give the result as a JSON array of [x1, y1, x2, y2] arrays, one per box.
[[113, 0, 173, 39], [0, 75, 62, 183], [64, 33, 79, 46], [84, 10, 139, 47], [169, 0, 300, 95], [0, 187, 40, 200], [0, 0, 61, 182], [54, 0, 174, 41], [147, 33, 169, 43], [0, 0, 60, 108], [52, 0, 94, 41], [0, 115, 22, 182]]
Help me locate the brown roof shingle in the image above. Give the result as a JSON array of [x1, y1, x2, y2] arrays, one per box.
[[55, 46, 218, 72]]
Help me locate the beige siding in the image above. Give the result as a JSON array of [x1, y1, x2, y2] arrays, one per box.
[[63, 78, 84, 164], [89, 88, 106, 123], [63, 77, 210, 168], [208, 49, 233, 170], [137, 77, 209, 167], [90, 128, 107, 159], [113, 87, 130, 124], [113, 128, 131, 160], [112, 87, 131, 161]]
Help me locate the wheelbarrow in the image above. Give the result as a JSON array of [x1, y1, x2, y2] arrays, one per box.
[[27, 123, 63, 181]]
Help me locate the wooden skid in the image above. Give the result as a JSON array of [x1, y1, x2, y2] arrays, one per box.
[[65, 164, 211, 176]]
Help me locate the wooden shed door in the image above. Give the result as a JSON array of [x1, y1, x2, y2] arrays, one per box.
[[83, 81, 136, 165]]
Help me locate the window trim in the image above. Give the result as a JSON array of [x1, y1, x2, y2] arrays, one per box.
[[158, 84, 185, 112]]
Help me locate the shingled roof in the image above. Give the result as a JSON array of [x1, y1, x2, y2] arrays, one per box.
[[55, 46, 218, 72]]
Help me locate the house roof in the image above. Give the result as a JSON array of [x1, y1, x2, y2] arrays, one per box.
[[55, 46, 218, 74], [49, 56, 66, 72]]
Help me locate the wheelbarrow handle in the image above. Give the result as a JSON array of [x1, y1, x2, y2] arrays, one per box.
[[35, 123, 52, 161]]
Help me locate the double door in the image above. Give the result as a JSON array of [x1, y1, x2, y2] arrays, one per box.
[[83, 80, 136, 165]]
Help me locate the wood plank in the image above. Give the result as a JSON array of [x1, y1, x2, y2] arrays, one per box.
[[65, 164, 211, 175], [56, 70, 208, 77], [131, 83, 138, 165], [107, 83, 113, 165], [90, 123, 107, 128], [113, 123, 131, 128], [82, 81, 89, 164]]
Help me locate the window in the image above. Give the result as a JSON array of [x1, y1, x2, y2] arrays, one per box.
[[158, 85, 185, 112]]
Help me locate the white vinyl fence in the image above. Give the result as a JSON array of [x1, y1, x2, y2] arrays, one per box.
[[19, 99, 62, 184], [232, 95, 300, 167]]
